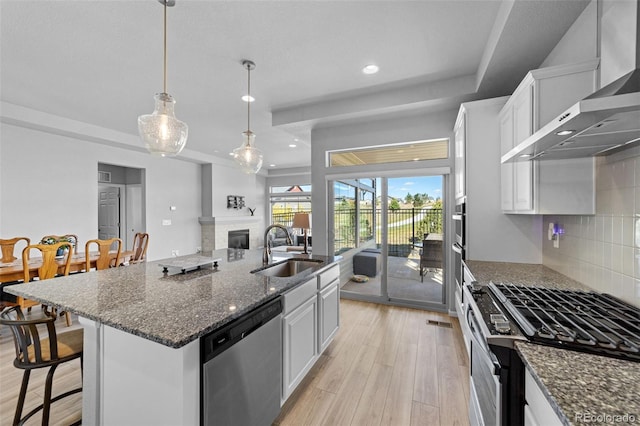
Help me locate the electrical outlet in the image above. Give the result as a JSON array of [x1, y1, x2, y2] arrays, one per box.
[[171, 250, 179, 257], [162, 219, 172, 226]]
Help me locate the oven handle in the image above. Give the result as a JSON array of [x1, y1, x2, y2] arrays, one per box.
[[452, 243, 463, 254], [467, 308, 501, 375], [452, 214, 463, 221]]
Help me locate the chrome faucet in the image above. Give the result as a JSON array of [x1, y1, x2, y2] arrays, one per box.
[[263, 224, 293, 265]]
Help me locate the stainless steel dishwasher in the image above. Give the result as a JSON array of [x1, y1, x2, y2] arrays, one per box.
[[201, 296, 283, 426]]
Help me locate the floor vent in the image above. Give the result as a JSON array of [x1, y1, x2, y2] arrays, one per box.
[[427, 319, 452, 328]]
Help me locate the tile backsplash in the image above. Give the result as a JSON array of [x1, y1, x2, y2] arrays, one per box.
[[543, 145, 640, 307]]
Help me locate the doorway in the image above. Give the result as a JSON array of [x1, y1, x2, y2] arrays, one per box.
[[336, 173, 447, 310], [97, 164, 145, 250]]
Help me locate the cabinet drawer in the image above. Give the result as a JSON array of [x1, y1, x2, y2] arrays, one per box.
[[283, 278, 317, 315], [318, 265, 339, 290]]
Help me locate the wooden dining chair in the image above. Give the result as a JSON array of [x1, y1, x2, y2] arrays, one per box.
[[85, 238, 122, 271], [130, 232, 149, 264], [1, 236, 30, 263], [40, 234, 79, 254], [0, 305, 83, 426], [20, 241, 75, 326]]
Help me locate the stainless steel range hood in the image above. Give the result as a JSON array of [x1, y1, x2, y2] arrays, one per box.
[[502, 69, 640, 163]]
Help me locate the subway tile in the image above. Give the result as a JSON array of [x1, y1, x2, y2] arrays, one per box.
[[635, 248, 640, 279], [596, 216, 605, 242], [603, 242, 613, 269], [611, 243, 623, 273], [611, 271, 623, 298], [621, 275, 634, 305], [636, 187, 640, 215], [620, 187, 634, 216], [622, 216, 634, 247], [594, 240, 604, 267], [612, 216, 623, 244], [603, 216, 613, 243], [623, 245, 635, 277]]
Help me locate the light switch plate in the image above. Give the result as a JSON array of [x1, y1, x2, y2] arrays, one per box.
[[162, 219, 172, 226]]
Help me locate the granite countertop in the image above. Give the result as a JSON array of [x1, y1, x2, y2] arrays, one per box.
[[5, 249, 339, 349], [464, 260, 590, 291], [465, 260, 639, 425], [516, 342, 640, 425]]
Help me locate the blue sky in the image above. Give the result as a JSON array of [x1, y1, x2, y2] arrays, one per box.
[[387, 176, 442, 200]]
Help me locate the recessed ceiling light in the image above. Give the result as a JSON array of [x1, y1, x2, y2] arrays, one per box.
[[269, 164, 276, 167], [556, 130, 575, 136], [289, 144, 297, 148], [362, 64, 379, 75], [413, 158, 420, 161], [519, 154, 532, 158], [242, 95, 255, 103]]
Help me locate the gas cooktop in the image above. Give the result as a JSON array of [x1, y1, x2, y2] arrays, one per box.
[[489, 283, 640, 362]]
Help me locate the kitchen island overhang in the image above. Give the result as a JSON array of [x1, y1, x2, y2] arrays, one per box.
[[5, 249, 341, 425]]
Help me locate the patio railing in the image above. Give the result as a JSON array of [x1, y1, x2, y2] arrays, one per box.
[[272, 208, 443, 256]]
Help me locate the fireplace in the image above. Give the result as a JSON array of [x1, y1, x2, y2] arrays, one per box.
[[228, 229, 250, 249]]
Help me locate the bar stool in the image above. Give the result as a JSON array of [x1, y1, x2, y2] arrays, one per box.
[[0, 306, 83, 425]]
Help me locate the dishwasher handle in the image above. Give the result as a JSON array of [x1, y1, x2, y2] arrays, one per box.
[[202, 296, 282, 363]]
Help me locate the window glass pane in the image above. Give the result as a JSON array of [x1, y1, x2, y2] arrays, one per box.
[[334, 182, 356, 255], [359, 189, 374, 244], [270, 184, 312, 225], [328, 139, 448, 167]]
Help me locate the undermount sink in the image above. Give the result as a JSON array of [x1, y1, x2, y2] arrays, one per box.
[[252, 259, 323, 277]]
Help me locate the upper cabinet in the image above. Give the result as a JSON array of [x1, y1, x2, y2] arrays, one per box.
[[500, 60, 599, 214], [454, 111, 466, 202]]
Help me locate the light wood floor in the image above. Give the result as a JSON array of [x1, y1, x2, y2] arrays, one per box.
[[0, 300, 469, 426]]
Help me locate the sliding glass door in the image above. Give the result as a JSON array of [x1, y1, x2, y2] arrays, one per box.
[[336, 174, 447, 310]]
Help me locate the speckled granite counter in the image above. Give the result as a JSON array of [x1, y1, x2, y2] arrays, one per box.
[[5, 249, 339, 348], [464, 260, 589, 291], [516, 342, 640, 425], [465, 260, 638, 425]]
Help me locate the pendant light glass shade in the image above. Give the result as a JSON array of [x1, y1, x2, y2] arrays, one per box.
[[138, 93, 188, 157], [234, 60, 262, 174], [138, 0, 188, 157], [233, 130, 263, 174]]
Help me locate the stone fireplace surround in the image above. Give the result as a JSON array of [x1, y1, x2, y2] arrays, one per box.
[[198, 216, 263, 252]]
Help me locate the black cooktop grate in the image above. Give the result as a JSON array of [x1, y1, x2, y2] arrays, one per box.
[[490, 283, 640, 362]]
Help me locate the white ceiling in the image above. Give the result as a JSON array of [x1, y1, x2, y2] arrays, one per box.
[[0, 0, 589, 170]]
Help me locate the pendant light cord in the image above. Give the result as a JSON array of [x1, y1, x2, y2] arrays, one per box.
[[247, 64, 251, 132], [163, 0, 168, 94]]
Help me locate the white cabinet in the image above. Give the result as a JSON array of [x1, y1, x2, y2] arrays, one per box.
[[500, 60, 598, 214], [524, 369, 563, 426], [454, 112, 466, 201], [283, 292, 317, 400], [282, 264, 340, 402], [319, 281, 339, 352]]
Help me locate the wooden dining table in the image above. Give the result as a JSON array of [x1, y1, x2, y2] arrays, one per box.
[[0, 250, 134, 283]]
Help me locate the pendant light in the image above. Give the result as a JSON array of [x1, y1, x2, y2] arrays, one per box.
[[233, 60, 263, 174], [138, 0, 188, 157]]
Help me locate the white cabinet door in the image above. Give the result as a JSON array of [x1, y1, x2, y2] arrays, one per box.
[[454, 111, 466, 201], [512, 83, 534, 212], [525, 369, 563, 426], [282, 296, 317, 401], [318, 281, 339, 352], [500, 111, 515, 211]]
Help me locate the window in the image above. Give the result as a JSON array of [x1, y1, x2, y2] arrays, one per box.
[[333, 179, 376, 255], [270, 184, 311, 226], [327, 139, 448, 167]]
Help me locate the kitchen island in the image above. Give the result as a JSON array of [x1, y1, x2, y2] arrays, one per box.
[[6, 249, 340, 425], [464, 260, 640, 426]]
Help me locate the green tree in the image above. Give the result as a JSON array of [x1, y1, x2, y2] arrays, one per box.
[[413, 193, 424, 208], [389, 199, 400, 210], [404, 193, 413, 205]]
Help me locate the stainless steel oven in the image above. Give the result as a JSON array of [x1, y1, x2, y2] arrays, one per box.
[[468, 306, 501, 426], [452, 201, 465, 294], [463, 283, 526, 426]]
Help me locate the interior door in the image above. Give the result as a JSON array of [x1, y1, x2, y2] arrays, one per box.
[[99, 186, 121, 240]]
